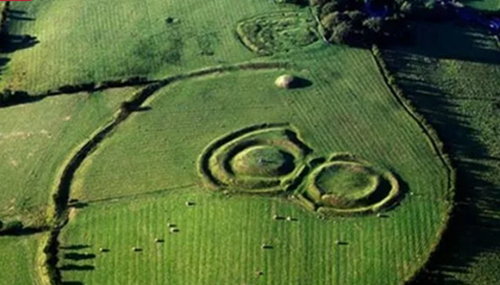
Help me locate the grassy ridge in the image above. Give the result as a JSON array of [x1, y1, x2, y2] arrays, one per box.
[[64, 46, 451, 284], [0, 88, 136, 225]]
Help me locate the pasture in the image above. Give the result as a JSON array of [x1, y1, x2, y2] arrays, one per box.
[[0, 234, 44, 285], [0, 88, 135, 226], [2, 0, 295, 93], [0, 0, 463, 284], [64, 46, 451, 284]]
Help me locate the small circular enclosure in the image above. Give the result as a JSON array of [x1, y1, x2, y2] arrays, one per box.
[[302, 159, 401, 216]]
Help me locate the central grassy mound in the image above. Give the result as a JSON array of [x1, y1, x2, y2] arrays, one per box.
[[231, 145, 295, 177], [314, 162, 380, 207]]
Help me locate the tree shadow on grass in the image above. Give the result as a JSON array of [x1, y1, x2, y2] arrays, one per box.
[[59, 264, 95, 271], [0, 34, 39, 53], [383, 21, 500, 284], [64, 252, 96, 261], [402, 21, 500, 66], [61, 282, 84, 285]]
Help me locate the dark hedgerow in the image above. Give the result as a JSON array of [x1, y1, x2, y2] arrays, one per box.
[[311, 0, 428, 46]]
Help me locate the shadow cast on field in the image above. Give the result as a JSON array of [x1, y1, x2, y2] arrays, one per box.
[[289, 76, 313, 89], [59, 264, 95, 272], [383, 21, 500, 284], [61, 282, 84, 285], [402, 21, 500, 66], [0, 34, 39, 53], [64, 252, 96, 261], [6, 13, 35, 22]]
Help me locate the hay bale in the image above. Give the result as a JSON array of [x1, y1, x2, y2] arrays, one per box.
[[132, 247, 141, 252], [185, 201, 195, 206], [170, 228, 179, 233], [275, 75, 295, 89], [167, 223, 176, 228]]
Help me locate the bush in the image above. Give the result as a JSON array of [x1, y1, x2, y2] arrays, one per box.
[[309, 0, 329, 6], [329, 21, 356, 44]]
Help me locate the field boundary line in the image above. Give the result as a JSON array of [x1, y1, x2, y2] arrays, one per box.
[[42, 61, 290, 285], [83, 184, 198, 205], [370, 45, 456, 285]]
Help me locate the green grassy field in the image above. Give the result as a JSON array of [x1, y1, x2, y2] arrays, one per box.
[[463, 0, 500, 11], [61, 45, 451, 284], [0, 88, 135, 226], [380, 21, 500, 284], [0, 0, 469, 284], [0, 234, 45, 285], [1, 0, 309, 93]]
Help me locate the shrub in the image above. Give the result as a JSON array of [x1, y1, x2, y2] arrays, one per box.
[[329, 21, 356, 44]]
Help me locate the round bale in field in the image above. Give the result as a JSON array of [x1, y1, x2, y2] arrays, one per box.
[[275, 75, 295, 89]]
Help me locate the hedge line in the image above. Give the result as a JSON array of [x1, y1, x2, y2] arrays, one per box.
[[371, 45, 457, 285], [0, 2, 9, 37], [0, 76, 152, 108]]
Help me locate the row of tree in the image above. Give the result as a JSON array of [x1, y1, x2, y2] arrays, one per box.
[[310, 0, 441, 46]]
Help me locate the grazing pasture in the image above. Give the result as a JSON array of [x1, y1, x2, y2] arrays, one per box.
[[0, 234, 44, 285], [0, 0, 463, 284], [65, 46, 451, 284], [1, 0, 302, 93], [0, 88, 135, 225]]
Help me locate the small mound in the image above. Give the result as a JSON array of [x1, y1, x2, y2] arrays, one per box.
[[231, 145, 295, 177]]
